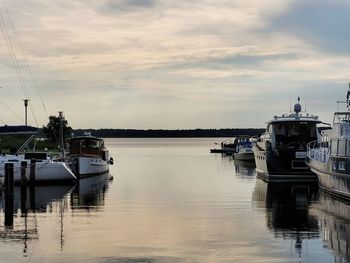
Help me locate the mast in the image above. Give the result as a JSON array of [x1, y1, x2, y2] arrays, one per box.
[[58, 111, 65, 159], [23, 99, 29, 126], [347, 83, 350, 110]]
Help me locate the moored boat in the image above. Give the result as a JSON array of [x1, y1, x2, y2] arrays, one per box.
[[0, 153, 76, 185], [0, 126, 76, 185], [233, 138, 255, 161], [253, 98, 321, 182], [306, 86, 350, 199], [67, 132, 113, 179], [210, 136, 251, 154], [220, 138, 237, 154]]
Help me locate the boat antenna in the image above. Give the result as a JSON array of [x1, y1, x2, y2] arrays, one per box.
[[289, 95, 292, 113], [336, 83, 350, 111], [347, 83, 350, 110], [304, 96, 307, 113]]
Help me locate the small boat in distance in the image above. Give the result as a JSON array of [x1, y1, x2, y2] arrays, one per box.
[[220, 138, 237, 154], [307, 86, 350, 200], [210, 136, 251, 155], [233, 138, 255, 161], [253, 97, 322, 182], [67, 132, 113, 179]]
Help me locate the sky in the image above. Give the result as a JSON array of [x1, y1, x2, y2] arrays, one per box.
[[0, 0, 349, 129]]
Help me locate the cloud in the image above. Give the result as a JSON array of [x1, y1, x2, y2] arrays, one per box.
[[104, 0, 156, 11], [267, 0, 350, 54], [0, 0, 349, 128]]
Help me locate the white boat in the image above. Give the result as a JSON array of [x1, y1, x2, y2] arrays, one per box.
[[306, 86, 350, 199], [0, 154, 76, 184], [0, 128, 76, 185], [67, 133, 113, 179], [233, 139, 255, 161]]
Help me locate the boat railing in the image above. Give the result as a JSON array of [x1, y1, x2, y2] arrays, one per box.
[[256, 132, 270, 143], [306, 140, 329, 163], [15, 135, 36, 154]]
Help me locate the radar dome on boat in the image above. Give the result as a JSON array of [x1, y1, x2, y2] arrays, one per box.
[[294, 97, 302, 113]]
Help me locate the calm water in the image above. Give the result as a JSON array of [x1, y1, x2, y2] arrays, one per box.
[[0, 138, 349, 262]]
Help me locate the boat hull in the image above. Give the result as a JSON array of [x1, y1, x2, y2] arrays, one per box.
[[221, 146, 236, 154], [70, 156, 109, 179], [253, 146, 317, 182], [233, 152, 255, 161], [307, 157, 350, 200], [0, 158, 76, 185]]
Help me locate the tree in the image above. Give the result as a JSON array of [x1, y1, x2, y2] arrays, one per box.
[[42, 115, 73, 144]]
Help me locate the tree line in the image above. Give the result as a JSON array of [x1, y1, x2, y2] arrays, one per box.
[[40, 115, 264, 142], [72, 128, 265, 138]]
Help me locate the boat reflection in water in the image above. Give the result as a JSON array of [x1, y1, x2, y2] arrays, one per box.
[[0, 172, 111, 256], [253, 179, 319, 257], [310, 192, 350, 262], [234, 159, 256, 179], [70, 172, 110, 209]]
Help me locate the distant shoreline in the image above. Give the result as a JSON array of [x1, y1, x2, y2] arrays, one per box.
[[72, 128, 265, 138]]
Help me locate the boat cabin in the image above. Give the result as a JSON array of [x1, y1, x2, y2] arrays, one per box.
[[269, 120, 319, 150], [221, 136, 251, 153], [68, 136, 106, 159], [320, 112, 350, 157]]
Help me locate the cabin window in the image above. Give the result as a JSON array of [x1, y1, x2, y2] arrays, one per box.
[[81, 139, 88, 149], [339, 162, 346, 171], [333, 161, 337, 171], [273, 121, 317, 148], [81, 139, 101, 149], [338, 139, 346, 156], [331, 139, 338, 156], [88, 140, 101, 149]]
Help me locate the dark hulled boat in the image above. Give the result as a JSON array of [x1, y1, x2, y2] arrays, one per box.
[[253, 98, 321, 182]]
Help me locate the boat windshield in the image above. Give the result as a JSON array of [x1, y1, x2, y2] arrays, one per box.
[[69, 138, 104, 156], [239, 142, 252, 148], [273, 121, 317, 149]]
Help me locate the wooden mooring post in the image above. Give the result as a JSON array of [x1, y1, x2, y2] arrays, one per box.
[[20, 161, 28, 213], [21, 161, 27, 186], [30, 159, 36, 186], [4, 163, 14, 227], [29, 159, 36, 210]]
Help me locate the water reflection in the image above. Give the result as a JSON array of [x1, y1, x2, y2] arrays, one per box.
[[234, 159, 256, 179], [0, 185, 73, 256], [253, 179, 319, 256], [0, 173, 111, 257], [70, 173, 110, 210], [310, 192, 350, 262]]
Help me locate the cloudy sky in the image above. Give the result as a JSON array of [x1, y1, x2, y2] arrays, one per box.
[[0, 0, 349, 129]]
